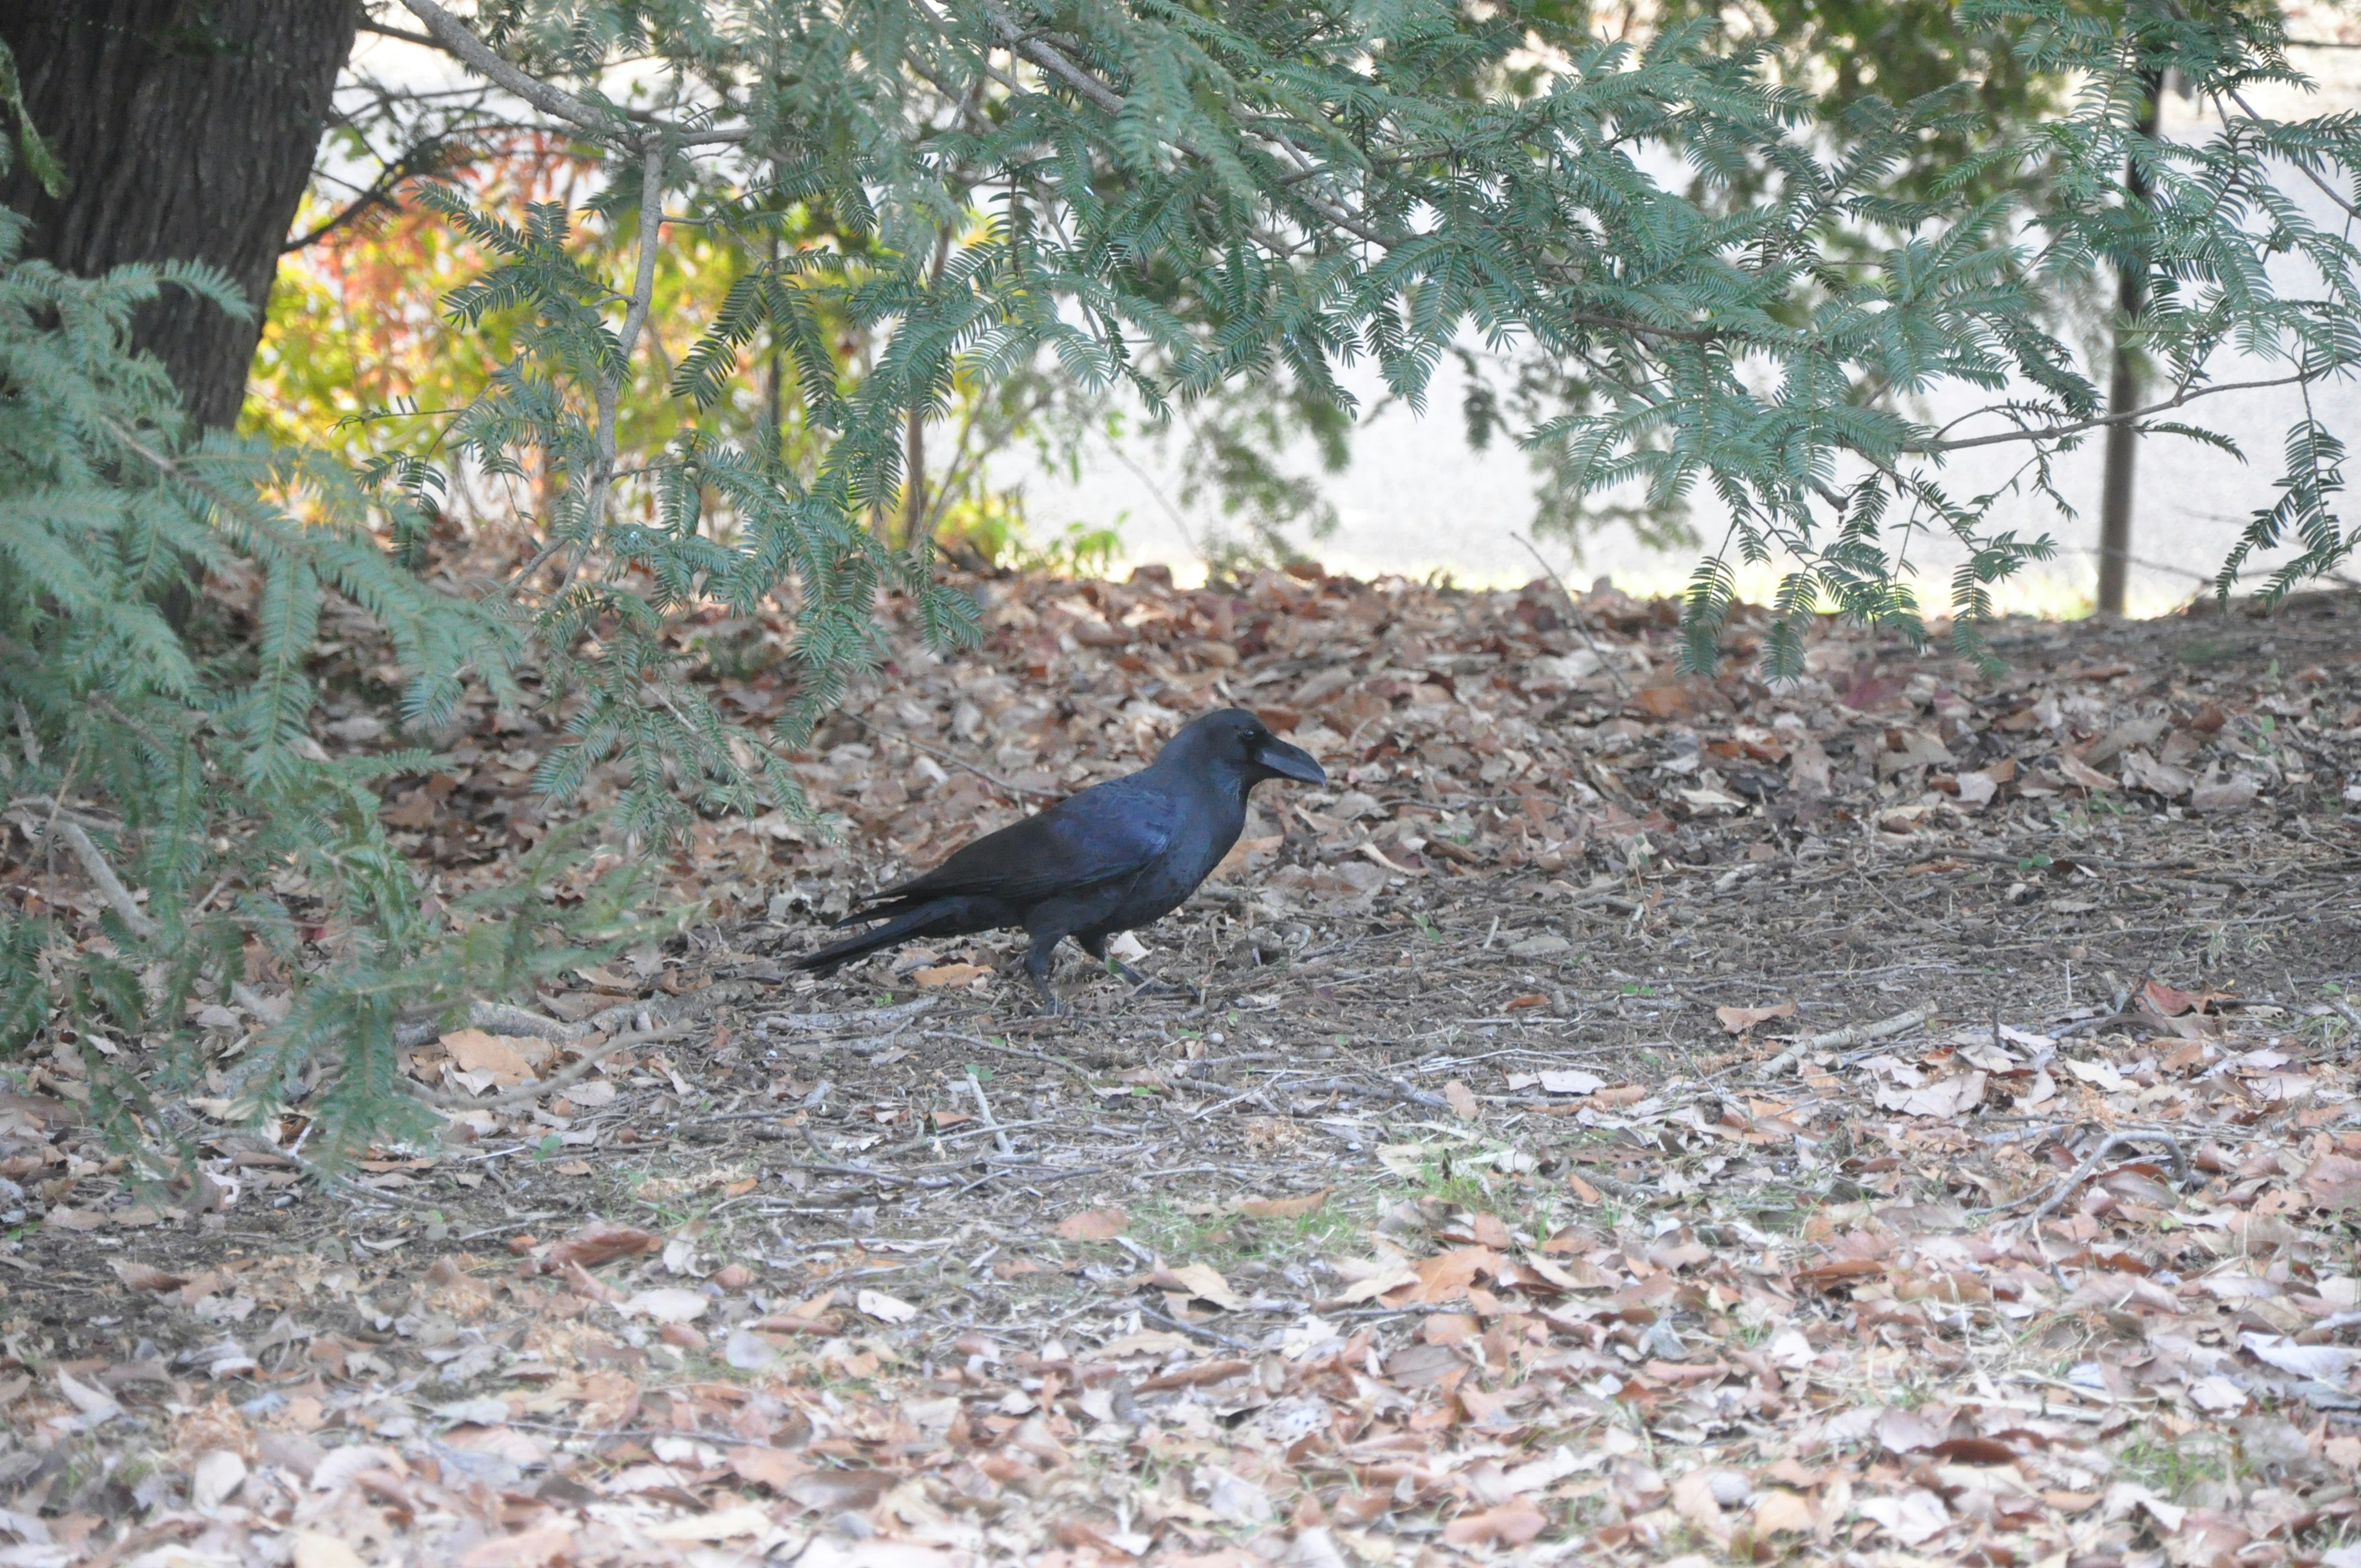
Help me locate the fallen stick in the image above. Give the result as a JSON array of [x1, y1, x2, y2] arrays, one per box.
[[1511, 533, 1634, 701], [1983, 1129, 2191, 1227], [1757, 1004, 1937, 1078], [396, 978, 769, 1051]]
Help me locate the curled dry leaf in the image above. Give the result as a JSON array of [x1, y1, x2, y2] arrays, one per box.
[[542, 1221, 663, 1269], [110, 1260, 186, 1293], [1716, 1000, 1797, 1033], [1148, 1262, 1243, 1311], [1442, 1503, 1548, 1546], [855, 1288, 919, 1323], [1234, 1188, 1329, 1218], [617, 1288, 709, 1324], [786, 1468, 898, 1511]]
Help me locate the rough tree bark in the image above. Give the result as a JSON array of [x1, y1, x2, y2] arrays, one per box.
[[0, 1, 360, 430]]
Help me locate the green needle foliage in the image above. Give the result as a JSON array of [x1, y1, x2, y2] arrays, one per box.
[[0, 207, 641, 1166], [391, 0, 2355, 688]]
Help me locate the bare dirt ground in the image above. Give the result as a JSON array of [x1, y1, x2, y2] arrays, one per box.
[[2, 564, 2359, 1567]]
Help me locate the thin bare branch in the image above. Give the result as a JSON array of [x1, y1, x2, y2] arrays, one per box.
[[579, 137, 669, 552], [395, 0, 747, 146], [1923, 371, 2314, 453], [1509, 533, 1634, 700], [397, 0, 616, 135]]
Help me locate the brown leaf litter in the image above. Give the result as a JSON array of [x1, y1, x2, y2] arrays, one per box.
[[1, 563, 2359, 1564]]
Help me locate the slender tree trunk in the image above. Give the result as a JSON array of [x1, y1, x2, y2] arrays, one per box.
[[764, 230, 783, 447], [898, 226, 954, 551], [901, 404, 926, 550], [2096, 73, 2163, 617], [0, 1, 360, 431]]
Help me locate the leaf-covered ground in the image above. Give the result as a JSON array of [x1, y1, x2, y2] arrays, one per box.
[[3, 564, 2360, 1567]]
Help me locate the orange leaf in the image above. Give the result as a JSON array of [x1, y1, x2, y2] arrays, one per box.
[[1753, 1490, 1816, 1535], [1410, 1246, 1501, 1304], [1443, 1505, 1548, 1546], [1631, 684, 1692, 718], [1715, 1001, 1797, 1034], [458, 1523, 575, 1568], [728, 1446, 810, 1490], [1053, 1206, 1129, 1240], [111, 1261, 187, 1293], [544, 1221, 663, 1269], [1235, 1189, 1329, 1219], [913, 962, 993, 989]]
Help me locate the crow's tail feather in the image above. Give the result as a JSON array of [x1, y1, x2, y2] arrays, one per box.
[[791, 897, 997, 976]]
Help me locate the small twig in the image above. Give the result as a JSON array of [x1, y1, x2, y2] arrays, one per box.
[[2053, 1012, 2160, 1039], [1133, 1302, 1254, 1350], [395, 979, 753, 1051], [46, 820, 160, 940], [1758, 1004, 1936, 1078], [843, 712, 1061, 801], [1510, 533, 1634, 701], [760, 997, 939, 1034], [1269, 1074, 1454, 1111], [930, 1031, 1097, 1087], [964, 1067, 1016, 1156], [1982, 1130, 2191, 1225]]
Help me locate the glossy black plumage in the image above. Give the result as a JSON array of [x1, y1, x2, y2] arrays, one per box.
[[791, 708, 1326, 1004]]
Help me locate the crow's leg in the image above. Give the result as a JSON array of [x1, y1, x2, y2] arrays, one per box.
[[1080, 933, 1200, 1001], [1022, 932, 1064, 1014], [1114, 960, 1202, 1002]]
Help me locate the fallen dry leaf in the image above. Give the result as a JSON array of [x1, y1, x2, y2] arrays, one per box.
[[1442, 1503, 1548, 1546], [617, 1288, 708, 1323], [912, 961, 992, 989], [1053, 1205, 1129, 1240], [110, 1260, 186, 1292], [1716, 1000, 1797, 1033], [856, 1288, 920, 1323], [1150, 1262, 1243, 1311], [543, 1221, 663, 1269], [1235, 1189, 1329, 1218], [440, 1028, 544, 1086]]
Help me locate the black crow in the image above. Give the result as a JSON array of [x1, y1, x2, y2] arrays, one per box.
[[792, 707, 1326, 1005]]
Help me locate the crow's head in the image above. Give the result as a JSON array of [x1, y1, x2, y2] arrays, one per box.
[[1165, 707, 1327, 789]]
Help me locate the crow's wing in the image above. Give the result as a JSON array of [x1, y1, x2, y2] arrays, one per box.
[[852, 775, 1176, 914]]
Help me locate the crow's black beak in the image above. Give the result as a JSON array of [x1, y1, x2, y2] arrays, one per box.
[[1254, 737, 1327, 786]]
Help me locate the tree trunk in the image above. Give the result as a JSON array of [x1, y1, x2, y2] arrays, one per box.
[[2096, 73, 2163, 617], [901, 403, 926, 550], [0, 1, 358, 431]]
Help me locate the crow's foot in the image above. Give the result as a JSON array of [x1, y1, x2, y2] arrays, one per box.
[[1111, 960, 1201, 1001]]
